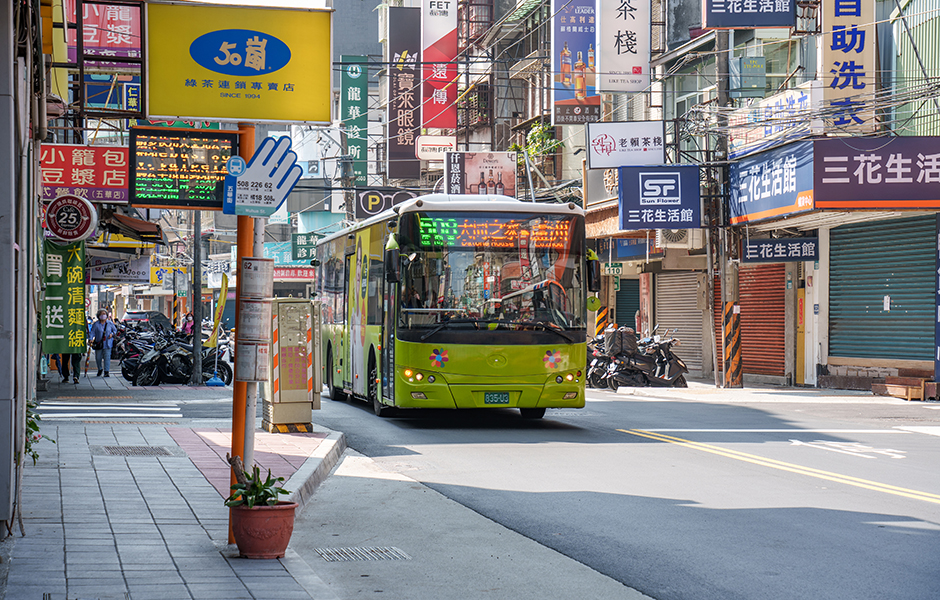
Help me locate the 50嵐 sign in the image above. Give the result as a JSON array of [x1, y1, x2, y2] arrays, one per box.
[[146, 3, 332, 123]]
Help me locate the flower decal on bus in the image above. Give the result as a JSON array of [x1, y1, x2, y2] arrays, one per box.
[[430, 349, 448, 368], [543, 350, 560, 369]]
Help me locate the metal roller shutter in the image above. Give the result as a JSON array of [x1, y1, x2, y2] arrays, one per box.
[[713, 264, 786, 376], [616, 279, 640, 330], [655, 272, 703, 373], [829, 216, 935, 360]]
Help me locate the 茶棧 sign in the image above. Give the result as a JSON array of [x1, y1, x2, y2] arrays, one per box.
[[618, 165, 701, 229], [45, 194, 98, 242], [40, 144, 129, 203], [729, 140, 814, 225], [586, 121, 665, 169], [130, 128, 237, 210], [743, 238, 818, 263], [596, 0, 651, 93], [42, 239, 86, 354], [146, 3, 332, 123], [814, 137, 940, 209]]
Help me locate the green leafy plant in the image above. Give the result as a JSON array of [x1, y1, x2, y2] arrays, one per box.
[[509, 122, 564, 163], [24, 399, 54, 466], [225, 464, 290, 508]]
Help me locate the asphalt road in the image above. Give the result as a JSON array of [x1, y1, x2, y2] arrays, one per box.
[[309, 386, 940, 600]]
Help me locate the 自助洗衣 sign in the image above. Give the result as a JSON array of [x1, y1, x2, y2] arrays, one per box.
[[146, 3, 332, 124], [729, 140, 814, 225], [42, 239, 86, 355], [40, 144, 129, 203], [743, 238, 818, 263], [596, 0, 651, 93], [814, 137, 940, 209], [822, 0, 875, 132], [586, 121, 665, 169], [702, 0, 796, 29], [618, 165, 701, 229], [130, 128, 237, 210], [552, 0, 600, 125]]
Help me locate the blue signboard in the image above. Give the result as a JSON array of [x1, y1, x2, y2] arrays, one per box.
[[618, 165, 701, 230], [702, 0, 796, 29], [730, 140, 814, 225], [743, 237, 818, 263], [263, 242, 308, 267]]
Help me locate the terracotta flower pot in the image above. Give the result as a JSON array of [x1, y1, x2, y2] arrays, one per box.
[[230, 501, 298, 559]]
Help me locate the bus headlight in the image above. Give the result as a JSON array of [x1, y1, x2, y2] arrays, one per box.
[[565, 373, 574, 381], [403, 368, 414, 378], [415, 373, 424, 381]]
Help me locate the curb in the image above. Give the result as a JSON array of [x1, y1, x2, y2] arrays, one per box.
[[284, 430, 347, 513]]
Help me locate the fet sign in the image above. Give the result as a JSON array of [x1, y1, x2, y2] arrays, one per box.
[[45, 194, 98, 242]]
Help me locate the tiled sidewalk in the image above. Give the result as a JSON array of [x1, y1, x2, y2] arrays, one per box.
[[8, 423, 332, 600]]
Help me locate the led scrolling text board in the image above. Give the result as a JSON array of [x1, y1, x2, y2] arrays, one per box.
[[129, 129, 238, 210], [417, 216, 574, 250]]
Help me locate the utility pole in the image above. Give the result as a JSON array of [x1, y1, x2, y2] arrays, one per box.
[[716, 30, 742, 388], [190, 210, 203, 384]]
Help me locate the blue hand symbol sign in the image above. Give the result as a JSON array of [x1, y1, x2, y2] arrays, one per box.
[[234, 136, 303, 216]]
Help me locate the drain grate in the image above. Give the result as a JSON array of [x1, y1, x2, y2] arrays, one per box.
[[92, 445, 182, 457], [315, 546, 411, 562]]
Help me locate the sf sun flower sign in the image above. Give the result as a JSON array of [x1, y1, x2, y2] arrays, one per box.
[[146, 3, 331, 123]]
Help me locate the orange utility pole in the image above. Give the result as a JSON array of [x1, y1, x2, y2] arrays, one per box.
[[229, 123, 255, 543]]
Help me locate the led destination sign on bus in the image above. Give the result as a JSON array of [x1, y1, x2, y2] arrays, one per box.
[[416, 215, 573, 250], [129, 129, 237, 210]]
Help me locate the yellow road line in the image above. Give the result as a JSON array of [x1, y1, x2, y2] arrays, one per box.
[[618, 428, 940, 505]]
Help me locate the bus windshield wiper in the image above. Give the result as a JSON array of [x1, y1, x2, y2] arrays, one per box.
[[490, 320, 576, 343], [418, 318, 487, 341]]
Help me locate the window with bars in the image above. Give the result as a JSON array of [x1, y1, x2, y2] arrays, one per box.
[[457, 82, 492, 128], [458, 0, 493, 49]]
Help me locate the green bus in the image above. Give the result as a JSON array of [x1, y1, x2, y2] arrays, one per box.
[[315, 194, 600, 418]]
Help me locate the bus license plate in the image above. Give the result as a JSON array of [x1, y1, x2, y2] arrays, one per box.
[[484, 392, 510, 405]]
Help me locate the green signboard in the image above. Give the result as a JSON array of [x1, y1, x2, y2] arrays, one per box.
[[291, 232, 321, 260], [42, 240, 86, 354], [341, 55, 368, 187]]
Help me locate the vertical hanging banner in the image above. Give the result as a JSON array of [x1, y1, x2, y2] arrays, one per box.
[[42, 240, 86, 355], [341, 56, 369, 187], [597, 0, 651, 93], [552, 0, 601, 125], [822, 0, 876, 132], [387, 7, 422, 179], [422, 0, 458, 128]]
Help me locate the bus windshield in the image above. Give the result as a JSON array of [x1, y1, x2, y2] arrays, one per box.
[[397, 211, 586, 344]]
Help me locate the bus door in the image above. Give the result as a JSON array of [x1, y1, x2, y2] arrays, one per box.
[[382, 270, 395, 402], [343, 251, 354, 392]]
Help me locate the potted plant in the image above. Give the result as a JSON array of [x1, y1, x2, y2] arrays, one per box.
[[226, 456, 298, 559]]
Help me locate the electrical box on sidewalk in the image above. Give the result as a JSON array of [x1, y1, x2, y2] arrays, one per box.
[[262, 299, 322, 432]]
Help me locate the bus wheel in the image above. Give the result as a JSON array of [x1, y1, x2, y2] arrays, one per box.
[[327, 349, 345, 401], [520, 408, 546, 419], [369, 355, 393, 417]]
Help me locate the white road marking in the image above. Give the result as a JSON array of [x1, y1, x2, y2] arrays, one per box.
[[645, 429, 907, 433], [790, 439, 906, 459], [38, 401, 182, 420], [895, 426, 940, 437]]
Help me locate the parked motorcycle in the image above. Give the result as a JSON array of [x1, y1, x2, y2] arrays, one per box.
[[606, 328, 688, 388], [587, 335, 613, 389], [132, 334, 233, 386]]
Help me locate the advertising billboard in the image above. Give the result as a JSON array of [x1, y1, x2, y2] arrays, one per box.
[[341, 56, 369, 187], [822, 0, 875, 132], [41, 240, 86, 355], [146, 3, 332, 123], [618, 165, 701, 229], [66, 0, 141, 64], [702, 0, 796, 29], [444, 152, 517, 197], [552, 0, 600, 125]]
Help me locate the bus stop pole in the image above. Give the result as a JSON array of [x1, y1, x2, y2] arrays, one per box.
[[243, 217, 266, 472], [229, 123, 255, 544]]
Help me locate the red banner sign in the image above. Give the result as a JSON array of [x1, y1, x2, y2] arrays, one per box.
[[40, 144, 129, 203], [66, 0, 142, 63], [274, 267, 317, 281]]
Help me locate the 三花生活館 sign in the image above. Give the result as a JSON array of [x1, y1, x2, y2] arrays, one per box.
[[146, 3, 331, 123]]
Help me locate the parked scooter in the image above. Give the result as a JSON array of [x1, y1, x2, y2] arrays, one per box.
[[587, 335, 613, 389], [607, 328, 688, 388], [132, 334, 232, 386]]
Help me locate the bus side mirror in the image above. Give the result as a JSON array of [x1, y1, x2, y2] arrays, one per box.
[[385, 246, 400, 283], [587, 259, 601, 292]]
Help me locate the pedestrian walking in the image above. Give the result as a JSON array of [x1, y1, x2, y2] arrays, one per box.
[[89, 309, 117, 377], [182, 312, 195, 336], [58, 352, 82, 384]]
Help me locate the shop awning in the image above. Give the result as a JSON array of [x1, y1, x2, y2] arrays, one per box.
[[103, 213, 165, 244]]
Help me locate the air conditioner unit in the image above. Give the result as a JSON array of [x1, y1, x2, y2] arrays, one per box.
[[656, 229, 705, 250]]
